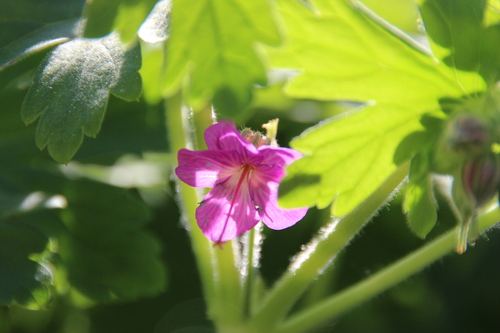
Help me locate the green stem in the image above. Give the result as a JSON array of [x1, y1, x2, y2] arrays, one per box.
[[165, 94, 217, 317], [242, 227, 255, 318], [242, 222, 264, 317], [212, 241, 245, 330], [248, 162, 410, 332], [192, 106, 214, 150], [274, 207, 500, 333], [167, 100, 245, 331]]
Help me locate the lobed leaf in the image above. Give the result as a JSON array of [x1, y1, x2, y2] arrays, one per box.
[[21, 33, 142, 164], [163, 0, 281, 116], [272, 0, 484, 216]]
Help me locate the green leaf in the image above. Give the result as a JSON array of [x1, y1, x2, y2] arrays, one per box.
[[403, 153, 438, 238], [0, 0, 85, 90], [420, 0, 485, 69], [163, 0, 281, 116], [84, 0, 158, 42], [0, 0, 85, 46], [0, 214, 52, 309], [58, 180, 167, 301], [272, 0, 484, 216], [21, 33, 142, 163], [138, 0, 171, 44], [420, 0, 500, 81], [0, 19, 81, 70], [140, 44, 164, 105]]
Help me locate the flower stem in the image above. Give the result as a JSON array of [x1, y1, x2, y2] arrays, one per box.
[[211, 242, 245, 329], [165, 94, 218, 317], [166, 99, 246, 330], [242, 222, 264, 317], [273, 206, 500, 333], [248, 162, 410, 332]]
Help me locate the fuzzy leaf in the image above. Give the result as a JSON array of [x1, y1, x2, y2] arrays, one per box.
[[21, 33, 142, 163], [163, 0, 281, 116], [0, 19, 81, 70], [273, 0, 484, 216], [138, 0, 171, 44]]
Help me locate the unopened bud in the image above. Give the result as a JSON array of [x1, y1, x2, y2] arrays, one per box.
[[446, 114, 492, 154], [462, 154, 500, 207], [241, 119, 279, 148], [241, 128, 268, 147]]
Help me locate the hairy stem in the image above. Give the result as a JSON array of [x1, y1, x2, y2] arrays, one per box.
[[274, 206, 500, 333], [167, 101, 245, 330], [248, 162, 410, 332], [212, 240, 245, 329], [165, 95, 218, 318]]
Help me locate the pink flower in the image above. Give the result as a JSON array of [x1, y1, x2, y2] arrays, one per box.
[[175, 120, 308, 243]]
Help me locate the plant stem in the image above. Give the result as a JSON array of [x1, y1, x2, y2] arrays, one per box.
[[166, 101, 246, 330], [212, 241, 245, 329], [165, 94, 217, 316], [248, 162, 410, 332], [274, 206, 500, 333], [242, 222, 264, 318]]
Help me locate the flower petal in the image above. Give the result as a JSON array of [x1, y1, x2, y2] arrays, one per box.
[[205, 120, 258, 156], [251, 180, 308, 230], [196, 174, 260, 242], [258, 146, 303, 167], [175, 148, 241, 188]]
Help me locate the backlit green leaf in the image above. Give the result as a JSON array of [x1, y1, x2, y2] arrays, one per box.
[[403, 153, 438, 238], [163, 0, 281, 116], [272, 0, 484, 216], [21, 33, 142, 163]]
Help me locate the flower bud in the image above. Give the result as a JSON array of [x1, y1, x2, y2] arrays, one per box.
[[241, 128, 268, 147], [241, 119, 279, 148], [462, 153, 500, 207], [446, 114, 492, 155]]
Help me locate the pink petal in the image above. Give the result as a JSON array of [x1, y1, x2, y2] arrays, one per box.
[[251, 180, 308, 230], [204, 120, 258, 156], [258, 146, 303, 167], [175, 149, 241, 188], [196, 178, 260, 242]]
